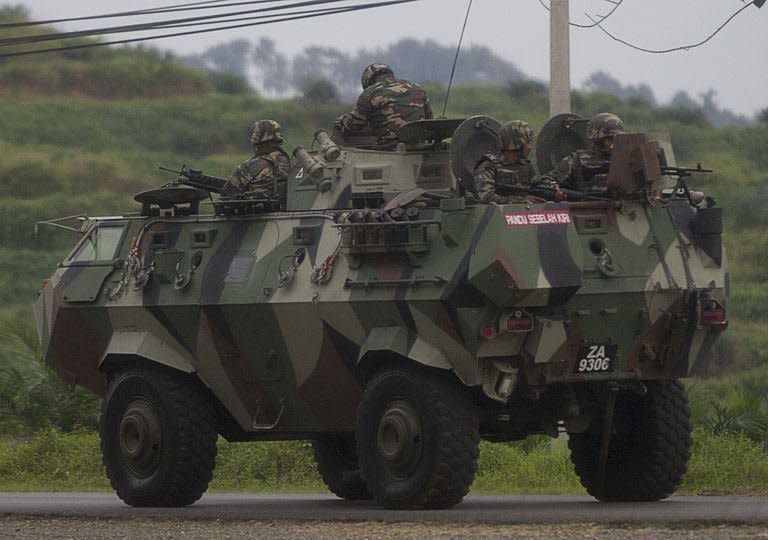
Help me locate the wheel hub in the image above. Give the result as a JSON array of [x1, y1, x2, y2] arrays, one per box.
[[376, 400, 422, 478], [118, 399, 162, 478]]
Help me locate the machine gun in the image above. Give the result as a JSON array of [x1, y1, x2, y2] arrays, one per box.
[[660, 164, 715, 208], [661, 164, 713, 178], [159, 165, 228, 193]]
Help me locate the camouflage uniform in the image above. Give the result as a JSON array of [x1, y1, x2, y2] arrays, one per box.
[[542, 113, 624, 192], [222, 120, 290, 202], [339, 63, 433, 143], [473, 120, 536, 203], [474, 156, 536, 203]]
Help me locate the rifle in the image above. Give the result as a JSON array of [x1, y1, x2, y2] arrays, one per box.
[[159, 165, 228, 193], [495, 183, 610, 201]]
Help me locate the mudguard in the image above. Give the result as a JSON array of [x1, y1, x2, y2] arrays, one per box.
[[100, 330, 196, 373]]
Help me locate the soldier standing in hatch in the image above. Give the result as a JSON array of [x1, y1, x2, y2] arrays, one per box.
[[540, 112, 624, 193], [221, 119, 291, 204], [335, 63, 433, 144], [473, 120, 536, 203]]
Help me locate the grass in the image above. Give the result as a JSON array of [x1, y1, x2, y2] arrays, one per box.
[[682, 429, 768, 495], [1, 428, 766, 496]]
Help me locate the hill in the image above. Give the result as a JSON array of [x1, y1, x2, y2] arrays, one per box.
[[0, 7, 249, 99]]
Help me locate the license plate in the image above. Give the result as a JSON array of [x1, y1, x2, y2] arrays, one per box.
[[573, 344, 617, 373]]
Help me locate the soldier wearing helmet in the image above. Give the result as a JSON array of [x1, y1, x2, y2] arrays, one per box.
[[222, 119, 291, 205], [542, 112, 625, 192], [335, 63, 433, 144], [472, 120, 536, 203]]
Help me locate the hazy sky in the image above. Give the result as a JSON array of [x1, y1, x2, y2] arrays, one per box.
[[19, 0, 767, 117]]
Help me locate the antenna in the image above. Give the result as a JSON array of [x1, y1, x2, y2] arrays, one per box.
[[441, 0, 473, 118]]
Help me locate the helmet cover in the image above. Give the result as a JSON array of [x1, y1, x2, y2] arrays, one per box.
[[361, 63, 394, 89], [499, 120, 534, 151]]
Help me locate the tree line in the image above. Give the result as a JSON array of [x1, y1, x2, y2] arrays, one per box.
[[182, 36, 752, 127]]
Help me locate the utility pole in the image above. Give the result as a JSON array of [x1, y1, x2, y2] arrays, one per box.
[[549, 0, 571, 116]]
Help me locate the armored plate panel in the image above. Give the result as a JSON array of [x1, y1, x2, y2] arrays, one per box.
[[449, 115, 501, 194], [535, 113, 590, 175], [606, 133, 662, 193]]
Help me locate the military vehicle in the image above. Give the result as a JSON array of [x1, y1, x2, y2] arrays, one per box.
[[34, 114, 727, 509]]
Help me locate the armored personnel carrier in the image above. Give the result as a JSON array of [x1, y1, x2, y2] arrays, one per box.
[[34, 114, 727, 509]]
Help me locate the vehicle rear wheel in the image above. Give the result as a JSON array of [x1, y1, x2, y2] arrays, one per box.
[[568, 380, 692, 502], [312, 433, 371, 500], [100, 367, 217, 507], [356, 365, 479, 509]]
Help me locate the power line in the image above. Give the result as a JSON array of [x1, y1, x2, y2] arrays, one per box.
[[569, 0, 623, 29], [131, 4, 358, 31], [0, 0, 350, 46], [537, 0, 624, 29], [0, 0, 420, 58], [0, 1, 279, 28], [586, 2, 754, 54], [537, 0, 757, 54]]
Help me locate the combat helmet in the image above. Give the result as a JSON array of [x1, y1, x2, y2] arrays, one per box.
[[361, 63, 394, 89], [250, 119, 284, 145], [586, 113, 624, 140], [499, 120, 534, 151]]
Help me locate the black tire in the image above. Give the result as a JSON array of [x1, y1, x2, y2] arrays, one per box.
[[312, 433, 371, 500], [568, 380, 692, 502], [99, 367, 218, 507], [356, 365, 479, 509]]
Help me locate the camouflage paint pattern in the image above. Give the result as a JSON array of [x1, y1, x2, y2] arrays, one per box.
[[339, 76, 433, 142], [34, 123, 727, 440]]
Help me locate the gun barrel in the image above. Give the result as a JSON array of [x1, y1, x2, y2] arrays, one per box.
[[159, 165, 227, 193], [661, 166, 713, 175], [180, 176, 226, 194]]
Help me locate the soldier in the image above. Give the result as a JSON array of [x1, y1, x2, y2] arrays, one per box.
[[336, 63, 433, 144], [473, 120, 536, 203], [542, 112, 624, 192], [222, 119, 291, 204]]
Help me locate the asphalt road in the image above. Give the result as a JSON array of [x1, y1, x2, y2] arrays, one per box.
[[1, 492, 767, 525]]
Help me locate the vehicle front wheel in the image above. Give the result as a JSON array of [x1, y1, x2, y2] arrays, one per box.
[[356, 365, 479, 509], [100, 367, 218, 507]]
